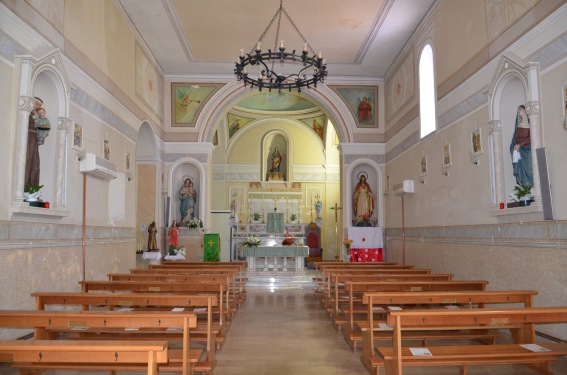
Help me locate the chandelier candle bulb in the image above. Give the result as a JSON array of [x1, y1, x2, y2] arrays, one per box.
[[303, 43, 308, 52], [240, 48, 244, 57], [318, 50, 323, 59], [280, 40, 285, 49], [256, 42, 261, 51]]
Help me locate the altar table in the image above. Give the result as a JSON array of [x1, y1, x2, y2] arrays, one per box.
[[243, 246, 309, 272], [347, 226, 384, 262]]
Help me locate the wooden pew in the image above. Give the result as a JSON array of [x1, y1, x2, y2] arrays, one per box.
[[380, 306, 567, 375], [32, 292, 218, 366], [79, 280, 230, 349], [330, 274, 454, 333], [320, 268, 433, 306], [0, 310, 199, 375], [0, 339, 168, 375], [359, 290, 538, 374], [129, 267, 246, 306]]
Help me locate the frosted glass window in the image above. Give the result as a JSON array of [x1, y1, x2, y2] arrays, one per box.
[[419, 44, 436, 138]]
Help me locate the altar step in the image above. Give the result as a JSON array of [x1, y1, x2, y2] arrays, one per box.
[[245, 270, 316, 289]]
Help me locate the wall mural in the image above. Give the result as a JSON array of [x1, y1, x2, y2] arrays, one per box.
[[299, 115, 326, 140], [386, 50, 414, 120], [172, 83, 223, 127], [227, 113, 254, 138], [330, 85, 378, 128], [135, 43, 163, 119]]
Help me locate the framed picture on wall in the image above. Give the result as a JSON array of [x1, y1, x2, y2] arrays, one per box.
[[471, 128, 482, 155], [420, 154, 427, 177], [171, 83, 224, 127], [125, 151, 131, 171], [442, 143, 452, 167], [73, 123, 82, 150], [103, 139, 110, 160], [329, 85, 378, 128]]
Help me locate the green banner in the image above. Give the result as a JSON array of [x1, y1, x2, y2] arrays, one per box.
[[203, 233, 220, 262]]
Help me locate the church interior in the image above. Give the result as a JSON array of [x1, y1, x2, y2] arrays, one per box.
[[1, 0, 567, 374]]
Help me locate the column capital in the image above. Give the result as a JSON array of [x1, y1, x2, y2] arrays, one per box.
[[18, 96, 35, 112], [57, 117, 73, 132], [525, 101, 541, 116], [488, 120, 501, 133]]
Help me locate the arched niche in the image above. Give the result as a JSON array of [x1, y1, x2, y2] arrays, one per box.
[[262, 130, 290, 182], [168, 159, 205, 227], [11, 48, 73, 216], [345, 159, 383, 228], [486, 52, 543, 210]]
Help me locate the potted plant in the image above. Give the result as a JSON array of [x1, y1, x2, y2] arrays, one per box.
[[289, 213, 297, 223], [512, 184, 533, 206], [252, 212, 261, 223], [24, 184, 44, 203], [188, 218, 203, 229]]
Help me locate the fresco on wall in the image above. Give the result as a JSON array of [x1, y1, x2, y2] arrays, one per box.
[[135, 43, 163, 119], [227, 113, 255, 138], [299, 115, 326, 140], [486, 0, 537, 42], [386, 51, 415, 120], [330, 86, 378, 128], [236, 92, 316, 112], [172, 83, 223, 127]]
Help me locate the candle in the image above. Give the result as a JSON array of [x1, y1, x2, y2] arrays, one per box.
[[280, 40, 285, 49], [240, 48, 244, 57]]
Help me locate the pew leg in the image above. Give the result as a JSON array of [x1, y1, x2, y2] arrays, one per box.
[[459, 364, 468, 375]]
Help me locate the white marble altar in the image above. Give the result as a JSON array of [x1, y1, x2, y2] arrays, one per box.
[[243, 246, 309, 272]]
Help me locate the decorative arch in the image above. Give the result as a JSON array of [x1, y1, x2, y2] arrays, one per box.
[[168, 157, 208, 227], [486, 52, 542, 209]]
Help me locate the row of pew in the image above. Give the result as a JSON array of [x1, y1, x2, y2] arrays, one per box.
[[313, 261, 567, 375], [0, 261, 247, 375]]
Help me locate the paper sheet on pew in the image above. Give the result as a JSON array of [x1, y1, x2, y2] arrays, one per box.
[[117, 307, 134, 311], [125, 327, 139, 331], [521, 344, 551, 352], [194, 308, 207, 313], [70, 326, 88, 331], [172, 307, 185, 311], [410, 348, 433, 356], [378, 323, 392, 330], [372, 306, 384, 311], [445, 305, 460, 309], [388, 306, 402, 310], [167, 327, 183, 332]]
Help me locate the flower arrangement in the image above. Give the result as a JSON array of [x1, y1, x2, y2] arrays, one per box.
[[343, 237, 353, 249], [243, 235, 261, 247], [188, 218, 203, 229], [252, 212, 262, 221], [289, 213, 297, 222], [360, 214, 371, 222], [510, 183, 533, 202]]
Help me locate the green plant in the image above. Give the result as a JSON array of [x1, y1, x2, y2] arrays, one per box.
[[24, 184, 44, 194], [289, 213, 297, 221], [252, 212, 261, 221], [512, 184, 532, 201]]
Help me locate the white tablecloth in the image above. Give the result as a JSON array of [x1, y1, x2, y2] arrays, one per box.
[[347, 227, 383, 248]]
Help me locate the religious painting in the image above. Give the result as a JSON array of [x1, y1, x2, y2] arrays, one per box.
[[135, 43, 163, 119], [249, 181, 260, 189], [172, 83, 223, 127], [103, 139, 110, 160], [443, 143, 452, 167], [330, 85, 378, 128], [73, 123, 82, 150], [420, 154, 427, 177], [300, 115, 326, 140], [227, 113, 254, 138], [471, 128, 482, 155], [125, 151, 131, 171]]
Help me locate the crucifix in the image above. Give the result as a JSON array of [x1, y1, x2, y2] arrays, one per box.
[[330, 202, 343, 261], [330, 202, 342, 222]]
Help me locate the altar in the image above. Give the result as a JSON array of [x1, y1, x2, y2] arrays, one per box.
[[243, 246, 309, 272], [347, 226, 384, 262]]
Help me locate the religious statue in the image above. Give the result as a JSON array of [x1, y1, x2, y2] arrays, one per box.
[[353, 173, 374, 224], [25, 97, 49, 187], [147, 221, 158, 251], [179, 178, 197, 225], [168, 220, 179, 254], [510, 105, 533, 188], [270, 147, 282, 172], [357, 96, 373, 124]]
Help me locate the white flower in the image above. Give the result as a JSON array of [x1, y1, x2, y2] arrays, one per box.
[[188, 218, 203, 229]]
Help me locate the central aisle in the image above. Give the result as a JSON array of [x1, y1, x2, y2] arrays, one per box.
[[214, 283, 367, 375]]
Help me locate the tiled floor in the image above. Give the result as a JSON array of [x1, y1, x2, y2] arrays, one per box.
[[2, 273, 567, 374]]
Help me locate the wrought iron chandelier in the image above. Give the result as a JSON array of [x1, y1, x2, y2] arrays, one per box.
[[234, 0, 328, 93]]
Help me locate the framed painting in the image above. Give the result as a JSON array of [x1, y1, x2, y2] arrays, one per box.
[[103, 139, 110, 160], [420, 155, 427, 176], [471, 128, 482, 155], [300, 115, 326, 140], [73, 123, 82, 150], [227, 113, 254, 139], [329, 85, 378, 128], [125, 151, 131, 171], [172, 83, 223, 127], [443, 143, 452, 167]]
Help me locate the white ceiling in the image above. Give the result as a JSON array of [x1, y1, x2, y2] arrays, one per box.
[[117, 0, 436, 79]]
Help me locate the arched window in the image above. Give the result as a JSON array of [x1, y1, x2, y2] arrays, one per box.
[[419, 44, 436, 138]]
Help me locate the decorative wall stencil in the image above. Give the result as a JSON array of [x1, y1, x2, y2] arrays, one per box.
[[135, 43, 163, 118], [103, 139, 110, 160], [330, 85, 378, 128], [419, 153, 427, 183], [386, 51, 415, 120], [172, 83, 223, 127], [442, 142, 452, 176], [470, 123, 483, 165]]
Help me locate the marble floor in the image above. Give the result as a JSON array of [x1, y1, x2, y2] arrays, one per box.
[[2, 273, 567, 374]]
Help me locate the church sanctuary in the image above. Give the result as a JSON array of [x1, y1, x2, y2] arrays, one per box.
[[2, 0, 567, 374]]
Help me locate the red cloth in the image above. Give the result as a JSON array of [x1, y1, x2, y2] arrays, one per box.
[[350, 248, 384, 262]]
